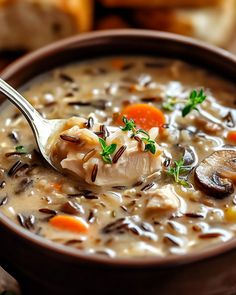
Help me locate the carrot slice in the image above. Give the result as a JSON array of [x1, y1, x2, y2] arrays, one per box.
[[117, 104, 165, 131], [52, 183, 62, 192], [111, 58, 125, 70], [227, 131, 236, 143], [50, 215, 89, 233]]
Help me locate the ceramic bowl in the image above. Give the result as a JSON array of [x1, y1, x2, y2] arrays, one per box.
[[0, 30, 236, 295]]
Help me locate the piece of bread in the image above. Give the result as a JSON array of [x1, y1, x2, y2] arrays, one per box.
[[99, 0, 221, 8], [0, 0, 93, 51], [133, 0, 236, 47]]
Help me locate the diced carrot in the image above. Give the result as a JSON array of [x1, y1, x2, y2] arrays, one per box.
[[111, 58, 125, 70], [52, 183, 62, 192], [50, 215, 89, 233], [117, 103, 165, 131], [227, 131, 236, 143]]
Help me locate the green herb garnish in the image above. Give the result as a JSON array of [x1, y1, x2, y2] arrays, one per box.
[[120, 116, 136, 132], [120, 117, 157, 155], [99, 138, 117, 164], [137, 130, 156, 154], [162, 96, 178, 111], [167, 159, 188, 187], [142, 137, 156, 154], [182, 89, 206, 117], [15, 145, 27, 154], [0, 292, 16, 295]]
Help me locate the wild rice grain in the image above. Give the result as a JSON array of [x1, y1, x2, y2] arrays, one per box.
[[88, 210, 96, 224], [112, 186, 127, 190], [0, 196, 8, 206], [121, 63, 135, 71], [100, 125, 110, 139], [59, 73, 74, 83], [60, 134, 80, 143], [68, 101, 90, 106], [0, 180, 6, 189], [185, 213, 205, 219], [64, 239, 84, 246], [8, 161, 29, 177], [140, 97, 161, 103], [141, 182, 155, 191], [112, 145, 127, 164], [120, 205, 128, 212], [91, 164, 98, 182], [85, 117, 94, 129], [163, 234, 181, 247], [39, 208, 57, 215], [132, 180, 143, 187], [199, 233, 223, 239], [25, 214, 36, 230]]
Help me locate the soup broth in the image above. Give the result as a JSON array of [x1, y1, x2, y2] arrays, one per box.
[[0, 56, 236, 258]]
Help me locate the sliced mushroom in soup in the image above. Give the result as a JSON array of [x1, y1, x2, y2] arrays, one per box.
[[0, 56, 236, 257]]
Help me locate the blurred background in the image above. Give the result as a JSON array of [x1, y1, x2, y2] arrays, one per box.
[[0, 0, 236, 72], [0, 0, 235, 294]]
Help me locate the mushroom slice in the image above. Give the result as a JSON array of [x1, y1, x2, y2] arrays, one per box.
[[194, 150, 236, 198]]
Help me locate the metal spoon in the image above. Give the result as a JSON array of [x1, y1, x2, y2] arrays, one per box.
[[0, 78, 66, 171]]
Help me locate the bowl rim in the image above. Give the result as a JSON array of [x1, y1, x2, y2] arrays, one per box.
[[1, 29, 236, 268]]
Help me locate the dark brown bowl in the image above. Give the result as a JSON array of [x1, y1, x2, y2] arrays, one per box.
[[0, 30, 236, 295]]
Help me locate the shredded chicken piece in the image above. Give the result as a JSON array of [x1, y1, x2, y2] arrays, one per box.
[[49, 117, 163, 187], [145, 184, 180, 213]]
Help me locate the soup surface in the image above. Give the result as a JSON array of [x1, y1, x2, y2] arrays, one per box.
[[0, 56, 236, 258]]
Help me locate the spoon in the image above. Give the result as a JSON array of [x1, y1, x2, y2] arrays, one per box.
[[0, 78, 66, 171]]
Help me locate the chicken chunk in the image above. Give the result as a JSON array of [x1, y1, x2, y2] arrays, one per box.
[[49, 117, 163, 187], [145, 184, 180, 214]]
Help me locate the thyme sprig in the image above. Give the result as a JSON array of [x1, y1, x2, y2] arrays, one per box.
[[120, 117, 136, 132], [99, 138, 117, 164], [120, 117, 156, 154], [167, 158, 188, 187], [162, 89, 207, 117], [182, 89, 206, 117]]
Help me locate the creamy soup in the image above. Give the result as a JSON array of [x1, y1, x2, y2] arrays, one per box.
[[0, 56, 236, 258]]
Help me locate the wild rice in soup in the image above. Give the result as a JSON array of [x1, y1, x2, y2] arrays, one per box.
[[0, 56, 236, 257]]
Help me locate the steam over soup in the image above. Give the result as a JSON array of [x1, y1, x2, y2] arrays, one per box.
[[0, 56, 236, 257]]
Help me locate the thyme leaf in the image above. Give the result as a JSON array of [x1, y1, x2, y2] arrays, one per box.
[[120, 116, 136, 132], [120, 117, 157, 155], [99, 138, 117, 164], [182, 89, 206, 117], [167, 159, 188, 187], [141, 137, 156, 154], [15, 145, 27, 154]]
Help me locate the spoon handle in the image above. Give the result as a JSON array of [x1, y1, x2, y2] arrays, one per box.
[[0, 78, 42, 120], [0, 78, 43, 130]]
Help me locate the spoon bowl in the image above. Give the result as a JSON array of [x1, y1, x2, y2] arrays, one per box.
[[0, 78, 65, 171]]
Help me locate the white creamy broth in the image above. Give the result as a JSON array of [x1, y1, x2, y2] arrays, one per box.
[[0, 56, 236, 258]]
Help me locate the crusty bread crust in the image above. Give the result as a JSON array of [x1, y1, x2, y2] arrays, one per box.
[[134, 9, 193, 35], [58, 0, 93, 32], [0, 0, 93, 50], [133, 0, 236, 47], [99, 0, 221, 8]]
